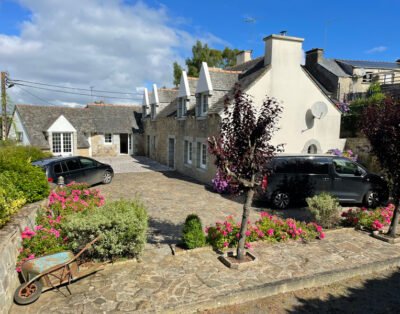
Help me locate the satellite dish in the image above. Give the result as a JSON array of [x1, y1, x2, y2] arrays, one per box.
[[311, 102, 328, 119]]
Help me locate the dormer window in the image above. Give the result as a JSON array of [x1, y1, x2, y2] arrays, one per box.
[[142, 105, 147, 117], [196, 93, 209, 117], [177, 97, 187, 118], [151, 104, 157, 120]]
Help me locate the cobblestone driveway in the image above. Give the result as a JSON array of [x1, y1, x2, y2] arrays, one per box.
[[95, 156, 172, 174], [96, 171, 312, 244]]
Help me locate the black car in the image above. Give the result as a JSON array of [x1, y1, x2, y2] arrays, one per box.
[[32, 156, 114, 186], [260, 154, 388, 209]]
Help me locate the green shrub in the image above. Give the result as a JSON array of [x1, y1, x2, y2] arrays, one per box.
[[181, 214, 206, 249], [62, 199, 148, 260], [0, 178, 26, 227], [0, 143, 52, 162], [306, 193, 341, 229]]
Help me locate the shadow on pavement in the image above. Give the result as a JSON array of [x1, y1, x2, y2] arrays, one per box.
[[289, 269, 400, 314], [147, 217, 184, 245]]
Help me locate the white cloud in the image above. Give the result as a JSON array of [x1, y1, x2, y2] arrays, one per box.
[[0, 0, 225, 106], [365, 46, 388, 54]]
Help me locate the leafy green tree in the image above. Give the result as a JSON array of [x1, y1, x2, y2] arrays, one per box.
[[173, 62, 183, 87], [172, 41, 240, 85]]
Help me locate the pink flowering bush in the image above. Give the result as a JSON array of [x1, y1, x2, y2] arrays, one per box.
[[16, 183, 106, 272], [341, 204, 394, 231], [16, 225, 68, 272], [48, 182, 105, 215], [206, 212, 324, 250]]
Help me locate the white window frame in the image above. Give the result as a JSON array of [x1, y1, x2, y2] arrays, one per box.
[[104, 133, 113, 144], [16, 132, 23, 143], [177, 97, 187, 118], [201, 94, 208, 115], [184, 140, 193, 165], [142, 105, 147, 117], [196, 141, 207, 169], [151, 104, 157, 120], [52, 132, 73, 156]]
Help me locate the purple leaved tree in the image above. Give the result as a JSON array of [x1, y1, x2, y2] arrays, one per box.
[[208, 85, 283, 260], [362, 98, 400, 237]]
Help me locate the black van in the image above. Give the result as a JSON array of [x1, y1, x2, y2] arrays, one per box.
[[32, 156, 114, 186], [260, 155, 388, 209]]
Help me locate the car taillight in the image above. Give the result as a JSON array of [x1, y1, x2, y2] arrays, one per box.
[[48, 177, 54, 183]]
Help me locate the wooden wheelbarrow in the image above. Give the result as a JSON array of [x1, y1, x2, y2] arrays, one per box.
[[14, 236, 104, 305]]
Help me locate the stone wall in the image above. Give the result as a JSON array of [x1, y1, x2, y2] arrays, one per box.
[[91, 134, 119, 157], [0, 200, 46, 314], [143, 114, 221, 184]]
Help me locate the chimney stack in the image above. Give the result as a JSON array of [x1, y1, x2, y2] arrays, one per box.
[[263, 34, 304, 67], [236, 50, 252, 65], [305, 48, 324, 66]]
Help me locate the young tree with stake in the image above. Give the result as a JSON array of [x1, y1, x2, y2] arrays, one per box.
[[208, 85, 283, 260]]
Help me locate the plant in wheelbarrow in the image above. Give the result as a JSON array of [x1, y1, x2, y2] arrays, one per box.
[[208, 85, 284, 263]]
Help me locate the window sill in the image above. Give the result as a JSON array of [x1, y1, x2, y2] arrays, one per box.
[[197, 166, 207, 172], [177, 116, 187, 121], [184, 162, 192, 168], [196, 116, 207, 120]]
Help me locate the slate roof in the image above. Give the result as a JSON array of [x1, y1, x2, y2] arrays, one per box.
[[319, 58, 350, 77], [208, 69, 240, 91], [227, 56, 264, 72], [336, 59, 400, 71], [157, 88, 178, 103], [16, 104, 142, 149]]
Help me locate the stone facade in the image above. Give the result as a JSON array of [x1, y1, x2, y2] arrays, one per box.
[[0, 201, 45, 314], [91, 134, 119, 157], [143, 114, 220, 184]]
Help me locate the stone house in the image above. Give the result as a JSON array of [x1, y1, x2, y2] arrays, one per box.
[[305, 48, 400, 102], [8, 103, 143, 157], [142, 34, 346, 184]]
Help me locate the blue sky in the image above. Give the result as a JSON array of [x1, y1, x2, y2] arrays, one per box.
[[0, 0, 399, 105]]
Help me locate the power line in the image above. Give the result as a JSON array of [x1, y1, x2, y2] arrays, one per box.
[[9, 78, 142, 95], [12, 82, 142, 100], [14, 85, 54, 106]]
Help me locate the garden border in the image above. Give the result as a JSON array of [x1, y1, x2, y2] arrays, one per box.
[[0, 200, 46, 314]]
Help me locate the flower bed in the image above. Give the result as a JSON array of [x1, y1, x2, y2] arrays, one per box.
[[341, 204, 394, 231], [206, 212, 324, 250], [16, 182, 147, 271]]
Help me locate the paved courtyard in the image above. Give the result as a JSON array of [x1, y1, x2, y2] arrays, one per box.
[[95, 156, 172, 174], [11, 160, 397, 313]]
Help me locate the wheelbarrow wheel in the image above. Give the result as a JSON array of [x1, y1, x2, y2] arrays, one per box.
[[14, 280, 43, 305]]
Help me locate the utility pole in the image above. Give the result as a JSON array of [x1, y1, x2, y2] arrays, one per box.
[[1, 72, 7, 140]]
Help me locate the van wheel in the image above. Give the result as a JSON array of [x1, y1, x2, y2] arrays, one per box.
[[102, 171, 113, 184], [364, 190, 379, 208], [271, 191, 290, 209]]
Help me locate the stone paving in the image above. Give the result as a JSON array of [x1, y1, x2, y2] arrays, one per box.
[[10, 170, 395, 313], [95, 156, 172, 174], [10, 229, 400, 313]]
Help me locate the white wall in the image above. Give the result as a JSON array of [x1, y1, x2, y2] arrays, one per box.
[[8, 110, 30, 145], [246, 35, 345, 154]]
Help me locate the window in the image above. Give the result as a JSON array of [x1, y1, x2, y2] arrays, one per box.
[[384, 73, 394, 84], [151, 104, 157, 119], [196, 93, 209, 117], [362, 72, 373, 83], [274, 157, 329, 175], [197, 142, 207, 169], [80, 157, 96, 169], [152, 136, 156, 153], [65, 158, 81, 171], [104, 133, 112, 144], [307, 144, 318, 154], [184, 140, 193, 164], [142, 105, 147, 117], [177, 98, 187, 118], [333, 158, 359, 175], [53, 163, 65, 175], [16, 132, 23, 142], [52, 132, 72, 155], [201, 94, 208, 114]]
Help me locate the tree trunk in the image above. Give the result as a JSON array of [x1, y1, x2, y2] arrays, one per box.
[[387, 199, 400, 238], [237, 188, 254, 260]]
